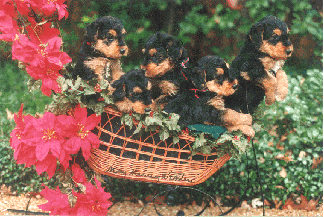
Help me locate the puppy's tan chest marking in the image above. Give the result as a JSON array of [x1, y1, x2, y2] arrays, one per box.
[[259, 57, 285, 73], [84, 58, 124, 81], [84, 57, 108, 80], [110, 60, 124, 82]]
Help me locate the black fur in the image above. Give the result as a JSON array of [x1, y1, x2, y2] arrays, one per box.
[[73, 16, 127, 81], [224, 15, 292, 114], [141, 32, 196, 109], [112, 69, 152, 107], [164, 56, 234, 126]]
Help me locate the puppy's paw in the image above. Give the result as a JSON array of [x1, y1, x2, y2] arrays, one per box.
[[226, 125, 255, 138], [275, 69, 288, 101], [265, 94, 276, 105], [241, 113, 253, 126]]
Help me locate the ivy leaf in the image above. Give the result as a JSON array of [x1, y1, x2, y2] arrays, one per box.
[[71, 76, 82, 90], [193, 133, 207, 149], [159, 128, 169, 141], [134, 122, 143, 134], [121, 114, 133, 129], [172, 135, 180, 144]]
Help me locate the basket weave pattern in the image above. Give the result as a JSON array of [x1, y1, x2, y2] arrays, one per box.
[[88, 106, 231, 186]]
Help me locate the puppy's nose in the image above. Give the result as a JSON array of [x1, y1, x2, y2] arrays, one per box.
[[144, 107, 151, 112], [120, 49, 126, 54], [233, 84, 238, 90], [286, 49, 292, 56]]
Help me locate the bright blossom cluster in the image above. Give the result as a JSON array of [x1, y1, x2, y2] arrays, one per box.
[[0, 0, 71, 96], [10, 104, 101, 179], [38, 177, 113, 216]]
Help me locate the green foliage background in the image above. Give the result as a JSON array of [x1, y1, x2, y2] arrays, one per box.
[[0, 0, 322, 206]]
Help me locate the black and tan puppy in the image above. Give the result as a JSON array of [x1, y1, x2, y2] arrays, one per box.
[[73, 16, 128, 82], [225, 15, 293, 114], [141, 32, 193, 111], [111, 69, 152, 114], [164, 56, 255, 137]]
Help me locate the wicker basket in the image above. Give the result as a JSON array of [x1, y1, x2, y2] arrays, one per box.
[[88, 106, 231, 186]]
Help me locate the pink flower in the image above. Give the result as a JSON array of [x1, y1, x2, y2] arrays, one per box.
[[71, 164, 87, 184], [35, 153, 58, 179], [26, 59, 63, 96], [1, 0, 34, 18], [26, 18, 60, 44], [38, 184, 74, 216], [64, 105, 101, 160], [15, 145, 37, 168], [0, 11, 20, 42], [12, 35, 72, 67], [72, 178, 112, 216], [34, 0, 69, 20], [10, 104, 38, 166], [27, 112, 65, 161]]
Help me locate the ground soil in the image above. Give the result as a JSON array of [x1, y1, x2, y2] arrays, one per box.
[[0, 193, 322, 216]]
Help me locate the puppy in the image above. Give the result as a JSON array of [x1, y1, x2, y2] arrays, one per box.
[[141, 32, 193, 111], [164, 56, 255, 137], [110, 69, 152, 114], [73, 16, 128, 82], [225, 15, 293, 114]]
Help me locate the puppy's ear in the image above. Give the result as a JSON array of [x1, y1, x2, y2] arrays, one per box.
[[191, 67, 207, 90], [248, 22, 264, 48], [112, 77, 127, 102], [86, 20, 100, 42]]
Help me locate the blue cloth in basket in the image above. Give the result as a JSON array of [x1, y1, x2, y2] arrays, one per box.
[[187, 124, 226, 140]]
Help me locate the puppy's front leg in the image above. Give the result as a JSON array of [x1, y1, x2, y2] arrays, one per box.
[[259, 71, 277, 105], [275, 69, 288, 101]]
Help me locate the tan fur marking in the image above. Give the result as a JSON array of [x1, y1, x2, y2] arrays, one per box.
[[121, 28, 126, 34], [108, 29, 117, 37], [226, 125, 255, 137], [142, 59, 174, 78], [147, 81, 152, 90], [216, 68, 224, 75], [159, 80, 178, 95], [222, 109, 252, 126], [149, 48, 157, 56], [226, 62, 230, 68], [95, 40, 128, 59], [260, 71, 277, 105], [132, 101, 150, 114], [150, 96, 167, 111], [114, 98, 132, 113], [259, 56, 277, 71], [240, 71, 251, 81], [260, 41, 293, 60], [133, 87, 142, 93], [206, 79, 238, 96], [110, 59, 124, 82], [207, 96, 225, 110], [203, 122, 213, 125], [84, 57, 124, 82], [84, 57, 108, 80], [273, 28, 282, 36], [275, 69, 288, 101]]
